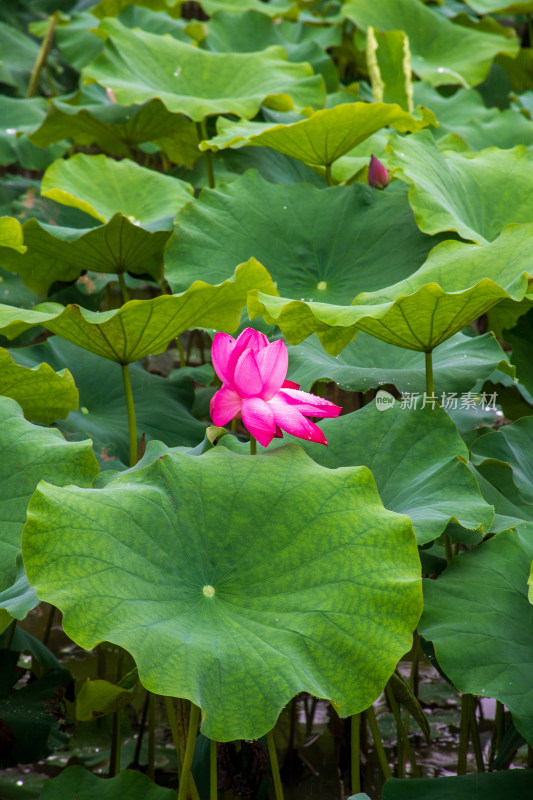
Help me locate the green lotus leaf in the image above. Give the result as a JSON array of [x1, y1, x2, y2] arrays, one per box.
[[55, 11, 106, 70], [0, 96, 48, 134], [201, 0, 293, 16], [0, 258, 276, 363], [0, 396, 98, 623], [166, 173, 444, 302], [249, 223, 533, 354], [413, 83, 533, 151], [39, 765, 178, 799], [30, 98, 200, 166], [23, 445, 421, 741], [200, 103, 435, 167], [76, 678, 136, 722], [388, 132, 533, 244], [41, 153, 193, 225], [505, 307, 533, 397], [0, 21, 42, 95], [287, 331, 513, 394], [0, 217, 26, 254], [11, 338, 208, 465], [0, 217, 171, 296], [342, 0, 519, 88], [383, 770, 533, 800], [91, 0, 181, 20], [464, 0, 533, 13], [0, 346, 78, 424], [82, 18, 325, 122], [470, 461, 533, 534], [419, 523, 533, 744], [471, 418, 533, 506], [220, 404, 492, 546], [204, 10, 340, 91], [367, 28, 413, 111], [0, 557, 38, 634]]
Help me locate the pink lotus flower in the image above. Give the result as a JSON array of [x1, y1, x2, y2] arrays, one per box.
[[210, 329, 341, 448], [368, 154, 390, 190]]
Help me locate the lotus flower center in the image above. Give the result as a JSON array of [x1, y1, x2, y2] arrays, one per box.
[[203, 585, 215, 597], [316, 281, 327, 291]]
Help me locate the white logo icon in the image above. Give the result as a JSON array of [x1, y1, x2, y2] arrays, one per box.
[[375, 390, 396, 411]]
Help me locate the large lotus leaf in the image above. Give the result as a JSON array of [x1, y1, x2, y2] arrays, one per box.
[[287, 331, 512, 394], [41, 154, 193, 225], [0, 346, 77, 424], [419, 523, 533, 744], [39, 765, 178, 799], [388, 132, 533, 244], [23, 445, 421, 741], [0, 395, 98, 615], [342, 0, 519, 88], [30, 98, 201, 166], [166, 173, 444, 303], [0, 258, 276, 363], [204, 11, 340, 91], [412, 83, 533, 151], [11, 338, 207, 465], [383, 770, 533, 800], [228, 404, 492, 546], [249, 223, 533, 354], [505, 307, 533, 396], [0, 217, 26, 254], [470, 418, 533, 506], [200, 103, 435, 167], [0, 217, 171, 296], [81, 19, 325, 121]]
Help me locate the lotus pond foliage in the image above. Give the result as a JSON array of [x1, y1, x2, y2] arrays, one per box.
[[0, 0, 533, 798]]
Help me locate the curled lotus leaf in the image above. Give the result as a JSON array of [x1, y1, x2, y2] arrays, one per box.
[[0, 258, 277, 364], [81, 18, 325, 122], [249, 223, 533, 354]]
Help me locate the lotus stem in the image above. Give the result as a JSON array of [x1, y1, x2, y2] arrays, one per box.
[[267, 729, 285, 800], [177, 336, 186, 369], [165, 698, 201, 800], [109, 710, 121, 777], [133, 691, 150, 768], [425, 350, 434, 397], [325, 163, 333, 186], [118, 272, 130, 305], [148, 692, 156, 780], [121, 363, 138, 467], [365, 704, 392, 780], [458, 692, 470, 774], [250, 435, 257, 455], [43, 604, 56, 645], [210, 739, 217, 800], [178, 702, 201, 800], [199, 120, 215, 189], [27, 12, 58, 98], [468, 697, 485, 772], [385, 680, 420, 777], [351, 713, 361, 794]]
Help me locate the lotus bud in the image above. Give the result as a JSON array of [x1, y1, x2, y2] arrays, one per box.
[[368, 154, 390, 190]]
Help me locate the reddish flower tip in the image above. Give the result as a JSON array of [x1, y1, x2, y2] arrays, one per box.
[[368, 155, 390, 190]]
